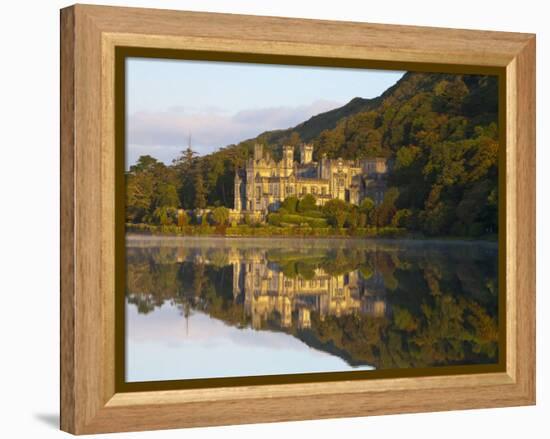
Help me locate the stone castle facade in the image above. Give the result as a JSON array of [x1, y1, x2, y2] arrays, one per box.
[[233, 143, 388, 215]]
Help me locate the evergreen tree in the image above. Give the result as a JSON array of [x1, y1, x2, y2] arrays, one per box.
[[194, 173, 207, 209]]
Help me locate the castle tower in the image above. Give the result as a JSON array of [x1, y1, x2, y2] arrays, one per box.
[[282, 145, 294, 168], [234, 172, 242, 211], [232, 262, 242, 300], [299, 144, 313, 164], [254, 144, 263, 161]]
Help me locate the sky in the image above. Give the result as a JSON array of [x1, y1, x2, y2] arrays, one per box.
[[126, 57, 405, 167], [126, 302, 372, 382]]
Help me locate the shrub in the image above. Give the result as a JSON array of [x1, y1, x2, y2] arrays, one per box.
[[268, 213, 327, 228], [210, 206, 230, 226], [177, 209, 190, 227], [392, 209, 413, 228], [281, 196, 299, 213], [150, 206, 178, 225], [297, 194, 317, 213]]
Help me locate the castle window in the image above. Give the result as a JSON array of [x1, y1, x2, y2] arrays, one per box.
[[321, 187, 326, 196], [302, 187, 307, 195], [311, 187, 317, 195]]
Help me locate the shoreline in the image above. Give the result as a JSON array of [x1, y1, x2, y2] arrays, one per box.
[[126, 230, 498, 247]]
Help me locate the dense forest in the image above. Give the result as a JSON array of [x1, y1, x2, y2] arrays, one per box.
[[126, 72, 499, 238]]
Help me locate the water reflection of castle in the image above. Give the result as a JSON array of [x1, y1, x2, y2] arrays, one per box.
[[175, 246, 389, 330], [228, 250, 388, 330]]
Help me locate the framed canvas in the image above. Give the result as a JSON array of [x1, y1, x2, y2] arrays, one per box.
[[60, 4, 536, 435]]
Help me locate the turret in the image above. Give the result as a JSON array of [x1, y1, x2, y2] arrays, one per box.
[[254, 144, 263, 161], [299, 144, 313, 164], [234, 171, 242, 211], [282, 145, 294, 168]]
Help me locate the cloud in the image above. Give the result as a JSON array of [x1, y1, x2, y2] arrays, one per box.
[[127, 100, 342, 165]]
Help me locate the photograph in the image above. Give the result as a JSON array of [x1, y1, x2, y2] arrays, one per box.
[[124, 58, 500, 383]]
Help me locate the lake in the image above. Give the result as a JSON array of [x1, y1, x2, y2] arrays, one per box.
[[125, 235, 499, 382]]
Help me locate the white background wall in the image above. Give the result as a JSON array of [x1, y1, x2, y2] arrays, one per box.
[[0, 0, 546, 437]]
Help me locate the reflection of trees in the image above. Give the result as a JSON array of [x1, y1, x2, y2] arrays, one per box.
[[126, 240, 499, 369]]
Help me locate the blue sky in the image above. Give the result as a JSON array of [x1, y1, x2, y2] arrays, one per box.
[[126, 57, 404, 167]]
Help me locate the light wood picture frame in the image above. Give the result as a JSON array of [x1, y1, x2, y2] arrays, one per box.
[[60, 4, 536, 434]]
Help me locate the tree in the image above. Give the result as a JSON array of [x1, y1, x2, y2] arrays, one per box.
[[392, 209, 412, 228], [359, 197, 375, 214], [346, 208, 359, 230], [358, 213, 368, 228], [297, 194, 317, 213], [152, 183, 179, 209], [334, 210, 347, 229], [288, 131, 302, 147], [281, 196, 299, 213], [173, 146, 197, 169], [374, 187, 399, 227], [323, 199, 349, 217], [210, 206, 230, 226], [126, 172, 153, 223], [177, 209, 189, 227], [150, 206, 178, 226], [194, 173, 207, 209], [129, 155, 161, 174], [322, 199, 350, 228]]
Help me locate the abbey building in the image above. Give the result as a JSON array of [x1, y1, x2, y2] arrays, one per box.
[[233, 144, 389, 214]]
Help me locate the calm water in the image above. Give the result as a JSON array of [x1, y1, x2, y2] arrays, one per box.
[[125, 236, 498, 382]]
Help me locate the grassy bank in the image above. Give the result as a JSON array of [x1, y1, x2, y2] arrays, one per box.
[[126, 223, 408, 239]]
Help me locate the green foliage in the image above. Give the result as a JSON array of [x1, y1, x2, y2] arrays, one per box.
[[193, 173, 207, 209], [373, 187, 399, 227], [243, 213, 254, 226], [359, 197, 375, 214], [334, 210, 347, 228], [281, 196, 299, 213], [346, 208, 360, 230], [267, 213, 328, 228], [297, 194, 317, 213], [210, 206, 230, 226], [322, 198, 350, 227], [148, 206, 178, 226], [152, 183, 179, 209], [177, 209, 189, 227], [125, 155, 179, 223], [392, 209, 413, 228]]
